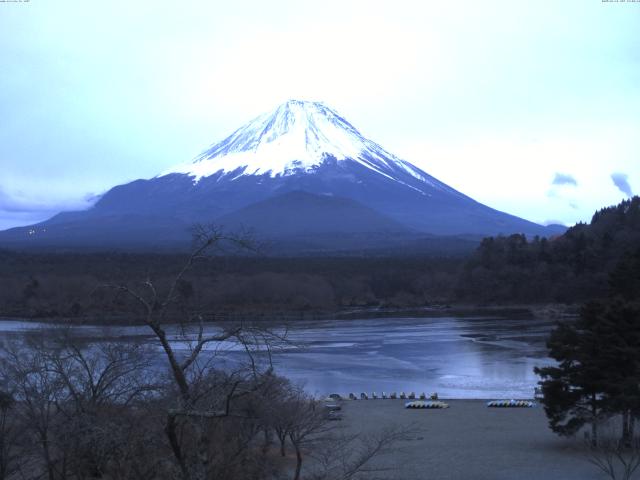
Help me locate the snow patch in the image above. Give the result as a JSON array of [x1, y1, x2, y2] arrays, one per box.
[[162, 99, 460, 197]]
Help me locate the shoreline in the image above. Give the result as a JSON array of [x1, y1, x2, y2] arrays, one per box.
[[336, 399, 600, 480], [0, 302, 579, 326], [327, 396, 539, 402]]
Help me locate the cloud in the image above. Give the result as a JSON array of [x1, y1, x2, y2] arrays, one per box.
[[0, 186, 101, 231], [0, 211, 58, 231], [0, 187, 54, 213], [542, 219, 566, 226], [0, 188, 58, 231], [0, 186, 100, 213], [551, 173, 577, 186], [611, 172, 633, 197]]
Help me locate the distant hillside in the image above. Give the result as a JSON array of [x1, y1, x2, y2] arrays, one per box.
[[457, 196, 640, 304]]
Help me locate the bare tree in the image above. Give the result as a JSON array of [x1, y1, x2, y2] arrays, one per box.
[[308, 426, 415, 480], [1, 339, 67, 480], [0, 330, 160, 480], [0, 391, 23, 480], [266, 383, 415, 480], [101, 225, 288, 480], [262, 375, 298, 458], [585, 423, 640, 480], [286, 391, 333, 480], [45, 331, 158, 479]]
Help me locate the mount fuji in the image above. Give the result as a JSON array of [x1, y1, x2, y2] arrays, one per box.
[[0, 100, 562, 252]]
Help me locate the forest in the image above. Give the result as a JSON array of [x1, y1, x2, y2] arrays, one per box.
[[0, 196, 638, 321]]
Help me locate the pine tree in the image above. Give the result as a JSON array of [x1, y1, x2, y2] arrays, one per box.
[[536, 300, 640, 445], [534, 303, 611, 445], [597, 301, 640, 446], [609, 247, 640, 301]]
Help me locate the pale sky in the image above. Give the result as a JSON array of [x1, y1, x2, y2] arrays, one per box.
[[1, 0, 639, 230]]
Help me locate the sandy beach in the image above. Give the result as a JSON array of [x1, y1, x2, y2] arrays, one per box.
[[337, 399, 605, 480]]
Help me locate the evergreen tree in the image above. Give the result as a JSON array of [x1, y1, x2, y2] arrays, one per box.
[[597, 300, 640, 446], [536, 300, 640, 445], [609, 247, 640, 301], [534, 303, 611, 445]]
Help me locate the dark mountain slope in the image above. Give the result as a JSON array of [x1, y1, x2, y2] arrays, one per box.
[[0, 100, 562, 251]]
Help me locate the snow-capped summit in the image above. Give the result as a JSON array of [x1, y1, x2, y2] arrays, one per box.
[[0, 100, 563, 251], [164, 99, 441, 190]]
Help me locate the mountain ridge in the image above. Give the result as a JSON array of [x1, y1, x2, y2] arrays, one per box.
[[164, 99, 459, 194], [215, 190, 411, 237], [0, 99, 564, 252]]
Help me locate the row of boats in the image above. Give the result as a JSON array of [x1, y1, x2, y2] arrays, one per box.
[[326, 393, 536, 409], [338, 392, 439, 400], [405, 400, 535, 409]]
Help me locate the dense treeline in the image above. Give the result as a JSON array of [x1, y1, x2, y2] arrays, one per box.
[[457, 196, 640, 304], [0, 253, 462, 320], [1, 196, 638, 319]]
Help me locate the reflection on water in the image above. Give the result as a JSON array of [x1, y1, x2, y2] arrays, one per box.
[[0, 315, 556, 399], [270, 317, 555, 399]]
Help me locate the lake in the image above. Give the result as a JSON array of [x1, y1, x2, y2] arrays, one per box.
[[0, 315, 556, 399]]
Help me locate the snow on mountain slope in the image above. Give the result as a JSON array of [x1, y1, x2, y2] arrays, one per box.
[[0, 99, 561, 251], [163, 99, 456, 195]]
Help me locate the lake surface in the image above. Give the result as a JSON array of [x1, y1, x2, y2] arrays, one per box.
[[0, 315, 556, 399], [273, 316, 555, 399]]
